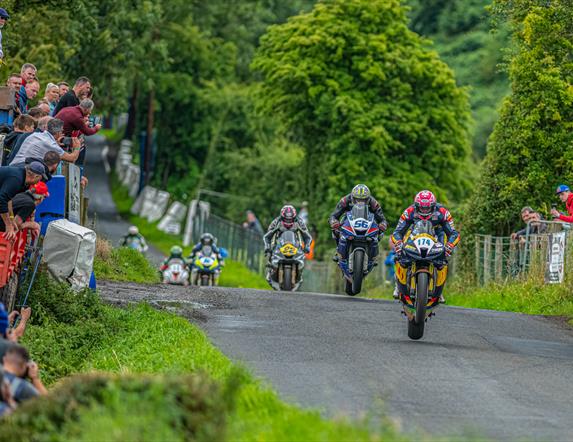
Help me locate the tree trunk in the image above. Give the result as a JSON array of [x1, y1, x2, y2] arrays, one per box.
[[144, 89, 155, 185], [124, 84, 138, 141]]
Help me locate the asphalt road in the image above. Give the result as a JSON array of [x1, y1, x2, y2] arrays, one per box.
[[84, 135, 164, 265], [86, 135, 573, 440], [98, 280, 573, 441]]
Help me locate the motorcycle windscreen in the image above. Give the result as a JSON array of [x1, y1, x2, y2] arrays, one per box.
[[279, 230, 298, 246], [411, 220, 434, 236], [351, 203, 369, 220], [201, 245, 214, 257]]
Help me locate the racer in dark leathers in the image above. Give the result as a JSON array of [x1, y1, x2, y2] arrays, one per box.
[[390, 190, 460, 302], [263, 205, 312, 282], [328, 184, 388, 265], [188, 233, 224, 285]]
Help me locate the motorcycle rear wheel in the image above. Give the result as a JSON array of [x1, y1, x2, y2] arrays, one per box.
[[351, 250, 364, 295], [407, 272, 428, 340]]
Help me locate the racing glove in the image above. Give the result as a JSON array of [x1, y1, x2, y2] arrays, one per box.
[[394, 240, 403, 256], [329, 219, 341, 231], [445, 242, 454, 257]]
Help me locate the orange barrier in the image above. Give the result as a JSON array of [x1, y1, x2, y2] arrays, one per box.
[[0, 229, 30, 288]]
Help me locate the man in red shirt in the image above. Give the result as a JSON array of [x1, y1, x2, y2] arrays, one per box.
[[551, 184, 573, 222], [54, 98, 101, 137]]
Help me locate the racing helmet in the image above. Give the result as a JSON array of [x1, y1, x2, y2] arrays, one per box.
[[351, 184, 370, 204], [280, 205, 297, 229], [128, 225, 139, 235], [414, 190, 436, 219], [200, 233, 215, 246], [170, 245, 183, 257]]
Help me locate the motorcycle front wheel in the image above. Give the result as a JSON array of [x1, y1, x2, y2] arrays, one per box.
[[408, 272, 428, 340], [282, 265, 293, 291], [200, 275, 210, 286], [351, 249, 364, 295]]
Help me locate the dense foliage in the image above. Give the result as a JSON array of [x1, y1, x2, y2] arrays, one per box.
[[406, 0, 510, 158], [253, 0, 472, 230], [470, 0, 573, 235]]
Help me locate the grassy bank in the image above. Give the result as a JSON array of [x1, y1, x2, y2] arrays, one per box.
[[109, 172, 268, 289], [3, 267, 404, 440]]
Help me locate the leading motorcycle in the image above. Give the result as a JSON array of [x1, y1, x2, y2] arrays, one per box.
[[268, 230, 306, 291], [338, 203, 380, 295], [395, 220, 447, 340]]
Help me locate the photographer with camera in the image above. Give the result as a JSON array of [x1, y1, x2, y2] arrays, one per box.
[[9, 118, 81, 166], [1, 344, 47, 404], [551, 184, 573, 223]]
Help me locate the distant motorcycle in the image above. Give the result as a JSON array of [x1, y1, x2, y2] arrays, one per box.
[[162, 258, 189, 286], [124, 236, 148, 253], [268, 230, 306, 291], [338, 203, 380, 296], [191, 246, 221, 286], [397, 220, 447, 340]]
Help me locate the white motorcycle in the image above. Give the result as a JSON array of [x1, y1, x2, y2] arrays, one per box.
[[162, 258, 189, 286]]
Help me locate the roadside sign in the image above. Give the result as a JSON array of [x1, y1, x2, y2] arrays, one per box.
[[546, 231, 566, 284]]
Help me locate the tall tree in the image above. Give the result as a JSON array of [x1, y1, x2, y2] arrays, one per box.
[[253, 0, 472, 230], [469, 0, 573, 235]]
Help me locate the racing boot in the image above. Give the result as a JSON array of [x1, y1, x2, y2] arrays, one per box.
[[393, 285, 400, 300]]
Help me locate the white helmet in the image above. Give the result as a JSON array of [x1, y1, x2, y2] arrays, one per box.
[[128, 226, 139, 235]]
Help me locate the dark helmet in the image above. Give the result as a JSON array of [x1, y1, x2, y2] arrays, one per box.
[[351, 184, 370, 204], [280, 205, 297, 229], [414, 190, 436, 219], [200, 233, 215, 246]]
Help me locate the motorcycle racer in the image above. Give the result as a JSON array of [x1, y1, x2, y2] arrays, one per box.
[[160, 245, 187, 271], [328, 184, 388, 263], [120, 225, 148, 252], [391, 190, 460, 302], [188, 233, 224, 285], [263, 205, 312, 281]]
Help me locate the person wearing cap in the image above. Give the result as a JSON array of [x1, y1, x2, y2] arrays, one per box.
[[0, 8, 10, 60], [0, 164, 44, 240], [0, 182, 48, 236], [9, 118, 80, 166], [551, 184, 573, 222]]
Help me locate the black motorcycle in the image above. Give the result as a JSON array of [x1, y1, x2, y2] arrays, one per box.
[[268, 230, 306, 291]]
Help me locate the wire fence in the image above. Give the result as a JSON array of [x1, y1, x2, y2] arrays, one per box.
[[192, 211, 394, 294], [474, 221, 571, 285]]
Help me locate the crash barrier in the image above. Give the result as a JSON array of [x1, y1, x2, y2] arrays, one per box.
[[474, 221, 570, 285], [0, 228, 33, 311]]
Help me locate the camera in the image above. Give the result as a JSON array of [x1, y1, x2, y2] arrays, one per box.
[[551, 203, 557, 210], [61, 136, 73, 149]]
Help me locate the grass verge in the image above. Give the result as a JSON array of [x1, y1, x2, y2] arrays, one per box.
[[109, 171, 268, 289], [4, 270, 404, 441], [93, 238, 160, 284]]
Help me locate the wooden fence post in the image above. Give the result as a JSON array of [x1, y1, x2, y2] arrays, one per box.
[[495, 237, 503, 281], [475, 235, 481, 284]]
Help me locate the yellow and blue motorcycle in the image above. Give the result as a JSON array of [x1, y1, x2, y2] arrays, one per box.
[[191, 246, 222, 286], [395, 220, 448, 340]]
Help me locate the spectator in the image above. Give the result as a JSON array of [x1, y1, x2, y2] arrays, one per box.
[[511, 207, 548, 240], [10, 118, 81, 166], [37, 115, 52, 132], [551, 184, 573, 222], [6, 73, 21, 92], [0, 8, 9, 60], [2, 345, 48, 403], [20, 63, 37, 85], [15, 79, 40, 115], [5, 114, 43, 165], [36, 99, 51, 116], [2, 115, 35, 164], [0, 163, 45, 239], [5, 306, 31, 344], [79, 86, 93, 100], [0, 369, 17, 416], [57, 81, 69, 97], [12, 153, 60, 183], [53, 76, 90, 116], [384, 238, 396, 283], [56, 98, 101, 137], [27, 106, 47, 121], [0, 182, 48, 235], [0, 303, 15, 361], [42, 83, 59, 115], [243, 210, 263, 235]]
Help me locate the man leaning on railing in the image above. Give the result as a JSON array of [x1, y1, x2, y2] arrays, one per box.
[[511, 207, 547, 243], [551, 184, 573, 223]]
